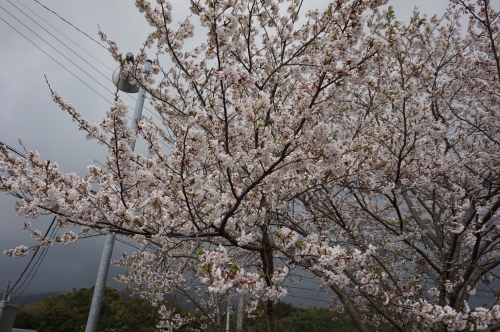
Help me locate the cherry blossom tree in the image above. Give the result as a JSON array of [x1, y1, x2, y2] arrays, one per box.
[[287, 1, 500, 331], [1, 0, 500, 331]]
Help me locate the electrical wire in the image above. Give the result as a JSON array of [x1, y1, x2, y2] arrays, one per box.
[[116, 237, 145, 251], [0, 5, 117, 96], [0, 141, 26, 158], [288, 294, 330, 304], [6, 0, 163, 121], [12, 0, 163, 123], [2, 2, 166, 133], [288, 273, 323, 285], [80, 231, 154, 252], [2, 4, 153, 121], [14, 0, 113, 71], [287, 285, 326, 291], [13, 225, 59, 299], [286, 287, 305, 332], [0, 12, 135, 124], [9, 216, 56, 296], [286, 286, 330, 303], [33, 0, 107, 49], [0, 141, 130, 296], [8, 223, 150, 299], [11, 217, 59, 299], [8, 0, 113, 82], [114, 235, 157, 252], [0, 14, 113, 105]]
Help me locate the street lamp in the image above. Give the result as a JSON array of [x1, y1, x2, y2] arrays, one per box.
[[111, 52, 140, 93], [85, 53, 152, 332]]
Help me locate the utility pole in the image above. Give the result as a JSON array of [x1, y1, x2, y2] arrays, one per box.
[[215, 294, 222, 328], [236, 293, 245, 332], [226, 301, 231, 332], [0, 281, 19, 332], [85, 55, 152, 332], [1, 282, 9, 302]]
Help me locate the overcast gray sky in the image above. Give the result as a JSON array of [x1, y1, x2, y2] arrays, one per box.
[[0, 0, 453, 306]]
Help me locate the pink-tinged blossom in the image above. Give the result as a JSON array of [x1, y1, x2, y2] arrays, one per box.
[[4, 245, 29, 258], [60, 231, 78, 246]]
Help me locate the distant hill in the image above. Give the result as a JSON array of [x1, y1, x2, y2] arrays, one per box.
[[13, 286, 163, 332], [13, 292, 61, 307], [11, 288, 196, 309]]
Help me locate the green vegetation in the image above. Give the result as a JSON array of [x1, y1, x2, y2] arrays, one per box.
[[14, 287, 387, 331], [14, 286, 160, 332], [238, 301, 392, 332], [241, 302, 359, 332]]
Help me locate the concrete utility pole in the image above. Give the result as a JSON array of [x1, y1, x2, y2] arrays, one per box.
[[236, 293, 245, 332], [85, 55, 152, 332], [226, 301, 231, 332], [1, 282, 9, 302], [0, 281, 19, 332], [215, 294, 222, 328]]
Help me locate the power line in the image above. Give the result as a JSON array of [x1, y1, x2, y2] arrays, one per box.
[[12, 0, 162, 121], [287, 286, 330, 304], [11, 216, 58, 298], [0, 10, 155, 126], [287, 287, 305, 332], [1, 143, 69, 298], [7, 223, 148, 299], [1, 139, 157, 254], [289, 273, 323, 285], [0, 14, 113, 105], [33, 0, 107, 49], [287, 285, 325, 291], [10, 227, 155, 299], [109, 234, 155, 252], [20, 0, 161, 121], [13, 0, 113, 71], [80, 230, 153, 252], [0, 5, 117, 96], [9, 216, 56, 293], [12, 224, 59, 299], [8, 0, 113, 82], [2, 4, 164, 125], [0, 141, 26, 158], [116, 237, 143, 251], [288, 294, 330, 304], [3, 3, 164, 125]]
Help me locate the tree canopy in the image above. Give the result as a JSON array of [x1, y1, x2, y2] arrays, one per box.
[[14, 287, 161, 332], [14, 288, 368, 332], [2, 0, 500, 331]]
